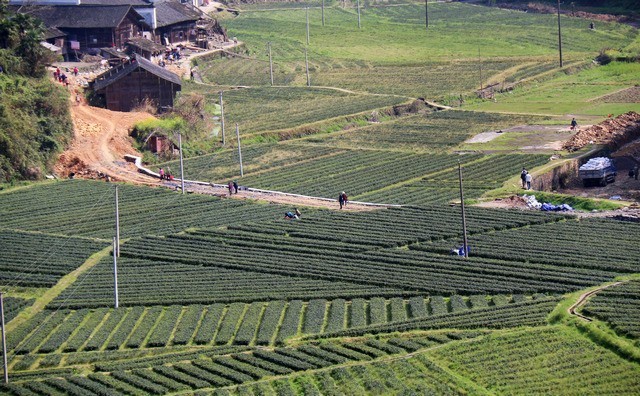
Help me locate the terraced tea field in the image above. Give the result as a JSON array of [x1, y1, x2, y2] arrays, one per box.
[[2, 1, 640, 394]]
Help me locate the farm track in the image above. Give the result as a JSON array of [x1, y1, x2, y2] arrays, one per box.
[[568, 281, 625, 321]]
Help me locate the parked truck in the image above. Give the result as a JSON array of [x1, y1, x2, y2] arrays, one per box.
[[579, 157, 617, 187]]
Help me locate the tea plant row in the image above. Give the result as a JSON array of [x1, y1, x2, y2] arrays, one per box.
[[4, 331, 485, 394], [9, 295, 524, 357]]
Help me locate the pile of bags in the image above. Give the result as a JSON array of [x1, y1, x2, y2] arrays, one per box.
[[523, 194, 573, 212], [579, 157, 613, 171]]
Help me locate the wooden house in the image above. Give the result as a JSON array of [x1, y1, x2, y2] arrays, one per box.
[[27, 5, 150, 59], [92, 55, 181, 112]]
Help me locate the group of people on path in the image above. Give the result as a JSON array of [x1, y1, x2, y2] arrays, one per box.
[[228, 181, 239, 195], [338, 191, 348, 209], [521, 168, 533, 190], [158, 167, 174, 181]]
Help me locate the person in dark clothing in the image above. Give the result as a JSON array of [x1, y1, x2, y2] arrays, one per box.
[[339, 192, 348, 209], [520, 168, 528, 189], [228, 181, 233, 195], [570, 118, 578, 130], [233, 180, 238, 193]]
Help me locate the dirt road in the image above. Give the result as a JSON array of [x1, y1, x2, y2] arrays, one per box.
[[55, 98, 159, 184]]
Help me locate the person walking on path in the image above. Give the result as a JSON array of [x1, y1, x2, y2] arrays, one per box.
[[570, 118, 578, 130], [233, 180, 238, 194], [520, 168, 528, 189], [526, 173, 532, 190], [159, 168, 165, 180], [338, 192, 345, 209], [228, 181, 233, 195], [341, 192, 348, 208]]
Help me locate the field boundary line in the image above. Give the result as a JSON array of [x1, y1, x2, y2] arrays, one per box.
[[5, 245, 113, 333], [568, 281, 624, 321]]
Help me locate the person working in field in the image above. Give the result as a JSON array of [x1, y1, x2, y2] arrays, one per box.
[[339, 192, 348, 209], [570, 118, 578, 130]]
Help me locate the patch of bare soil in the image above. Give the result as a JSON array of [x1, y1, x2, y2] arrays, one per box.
[[54, 79, 159, 184], [563, 111, 640, 152], [474, 195, 531, 210], [594, 87, 640, 104]]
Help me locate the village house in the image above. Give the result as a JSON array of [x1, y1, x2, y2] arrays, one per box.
[[13, 4, 150, 60], [91, 54, 181, 112], [10, 0, 225, 57]]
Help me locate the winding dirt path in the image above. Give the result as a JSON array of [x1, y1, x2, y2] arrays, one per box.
[[55, 99, 160, 185], [568, 281, 624, 321]]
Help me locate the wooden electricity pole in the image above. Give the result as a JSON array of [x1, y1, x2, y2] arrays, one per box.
[[425, 0, 428, 30], [114, 186, 120, 257], [1, 291, 8, 384], [219, 91, 225, 145], [236, 124, 244, 177], [178, 133, 185, 194], [357, 0, 361, 28], [479, 46, 483, 91], [557, 0, 563, 67], [458, 162, 468, 258], [305, 48, 310, 87], [268, 42, 274, 86], [322, 0, 325, 26], [112, 238, 119, 309], [306, 7, 310, 45]]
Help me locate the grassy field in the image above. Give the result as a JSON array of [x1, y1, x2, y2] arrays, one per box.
[[1, 1, 639, 394]]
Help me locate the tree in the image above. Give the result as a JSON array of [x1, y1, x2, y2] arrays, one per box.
[[0, 0, 48, 76]]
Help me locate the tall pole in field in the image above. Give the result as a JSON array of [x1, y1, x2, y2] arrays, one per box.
[[112, 238, 119, 309], [458, 162, 468, 258], [557, 0, 563, 67], [178, 133, 185, 194], [114, 186, 120, 257], [268, 42, 274, 86], [305, 48, 310, 87], [235, 123, 244, 177], [306, 7, 310, 45], [357, 0, 361, 28], [478, 46, 483, 91], [219, 91, 225, 146], [322, 0, 325, 26], [1, 292, 8, 384], [425, 0, 428, 30]]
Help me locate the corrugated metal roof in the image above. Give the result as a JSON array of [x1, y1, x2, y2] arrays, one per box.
[[92, 54, 181, 91]]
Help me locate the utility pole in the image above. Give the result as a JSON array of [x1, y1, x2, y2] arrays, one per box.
[[557, 0, 563, 67], [458, 162, 468, 258], [1, 291, 8, 384], [322, 0, 325, 26], [112, 238, 119, 309], [425, 0, 428, 30], [235, 124, 244, 177], [178, 133, 185, 194], [219, 91, 225, 146], [306, 7, 310, 45], [114, 186, 120, 257], [357, 0, 361, 28], [478, 46, 483, 91], [268, 42, 274, 86], [305, 48, 310, 87]]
